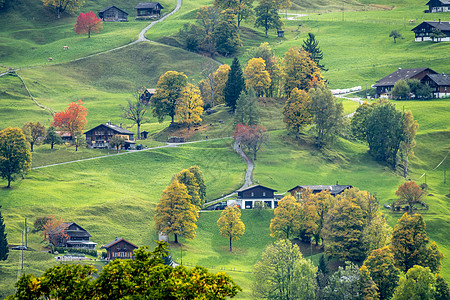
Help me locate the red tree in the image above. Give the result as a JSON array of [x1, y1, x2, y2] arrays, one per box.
[[42, 216, 69, 247], [52, 99, 88, 137], [395, 181, 427, 213], [74, 10, 103, 38], [233, 124, 267, 160]]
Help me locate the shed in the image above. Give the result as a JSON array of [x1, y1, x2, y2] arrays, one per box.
[[101, 237, 138, 260], [135, 2, 164, 18], [140, 130, 149, 139], [277, 30, 285, 37], [98, 6, 128, 22]]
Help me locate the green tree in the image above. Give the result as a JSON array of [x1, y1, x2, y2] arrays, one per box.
[[234, 90, 260, 126], [400, 111, 418, 178], [176, 84, 204, 130], [389, 30, 403, 43], [109, 135, 126, 152], [270, 195, 304, 239], [361, 213, 392, 256], [247, 42, 281, 96], [0, 206, 8, 261], [214, 9, 242, 56], [42, 0, 84, 19], [23, 121, 46, 152], [282, 87, 313, 138], [217, 205, 245, 251], [72, 132, 85, 151], [363, 246, 401, 300], [254, 0, 283, 38], [435, 274, 450, 300], [154, 180, 198, 243], [351, 101, 375, 141], [44, 126, 63, 150], [175, 168, 202, 208], [302, 33, 327, 71], [196, 6, 220, 55], [392, 265, 436, 300], [391, 213, 443, 273], [282, 46, 323, 96], [121, 94, 148, 140], [151, 71, 188, 124], [0, 127, 32, 188], [366, 101, 404, 169], [253, 200, 267, 215], [309, 83, 344, 148], [253, 239, 317, 300], [244, 57, 271, 97], [214, 0, 254, 27], [395, 181, 427, 213], [360, 265, 380, 300], [392, 79, 410, 100], [188, 165, 206, 202], [430, 28, 446, 42], [224, 57, 245, 111]]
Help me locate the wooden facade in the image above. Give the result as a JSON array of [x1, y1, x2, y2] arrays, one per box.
[[411, 21, 450, 42], [426, 0, 450, 13], [49, 222, 96, 249], [228, 185, 281, 209], [421, 73, 450, 98], [135, 2, 164, 18], [98, 6, 128, 22], [102, 238, 138, 260], [84, 122, 135, 149], [288, 184, 352, 198]]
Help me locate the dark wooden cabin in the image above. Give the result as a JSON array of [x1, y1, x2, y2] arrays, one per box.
[[234, 185, 279, 209], [84, 122, 135, 149], [135, 2, 164, 18], [139, 88, 156, 104], [421, 73, 450, 98], [426, 0, 450, 13], [49, 222, 96, 249], [98, 6, 128, 22], [288, 184, 352, 198], [101, 238, 138, 260], [411, 21, 450, 42]]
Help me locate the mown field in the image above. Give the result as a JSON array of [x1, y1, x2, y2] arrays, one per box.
[[0, 0, 449, 298]]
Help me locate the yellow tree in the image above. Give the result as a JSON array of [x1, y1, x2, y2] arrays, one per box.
[[200, 64, 230, 107], [270, 195, 304, 239], [303, 190, 334, 245], [217, 205, 245, 252], [154, 180, 198, 243], [244, 57, 271, 97], [42, 0, 84, 19], [282, 46, 323, 96], [176, 84, 204, 130], [282, 88, 313, 138], [175, 168, 201, 208]]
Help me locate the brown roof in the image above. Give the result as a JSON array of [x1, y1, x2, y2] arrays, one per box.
[[374, 68, 437, 87], [135, 2, 164, 9], [101, 238, 138, 249]]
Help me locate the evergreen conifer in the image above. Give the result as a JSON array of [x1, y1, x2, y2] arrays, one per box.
[[224, 58, 245, 111], [0, 206, 8, 261]]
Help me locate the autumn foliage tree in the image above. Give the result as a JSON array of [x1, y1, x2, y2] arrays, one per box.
[[175, 168, 202, 208], [23, 121, 46, 152], [244, 57, 271, 97], [74, 10, 103, 38], [43, 0, 84, 19], [52, 99, 88, 137], [42, 216, 69, 247], [233, 123, 267, 160], [395, 181, 427, 213], [217, 205, 245, 252], [176, 84, 204, 130], [270, 195, 304, 239], [282, 88, 313, 138]]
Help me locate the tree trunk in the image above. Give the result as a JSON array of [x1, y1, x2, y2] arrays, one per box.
[[137, 124, 140, 140], [51, 142, 54, 150], [88, 29, 91, 38], [404, 147, 409, 178], [174, 234, 178, 244], [30, 142, 34, 152], [171, 115, 175, 124], [57, 9, 61, 19], [7, 176, 11, 188], [76, 144, 78, 151]]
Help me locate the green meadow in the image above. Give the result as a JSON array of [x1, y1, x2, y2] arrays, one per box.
[[0, 0, 449, 298]]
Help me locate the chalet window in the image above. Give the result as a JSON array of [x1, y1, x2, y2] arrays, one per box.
[[251, 192, 254, 197], [263, 192, 266, 196]]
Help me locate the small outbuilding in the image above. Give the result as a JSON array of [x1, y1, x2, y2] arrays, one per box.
[[101, 237, 138, 260], [98, 6, 129, 22], [135, 2, 164, 19]]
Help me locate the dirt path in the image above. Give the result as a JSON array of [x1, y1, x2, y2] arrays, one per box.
[[335, 92, 364, 118]]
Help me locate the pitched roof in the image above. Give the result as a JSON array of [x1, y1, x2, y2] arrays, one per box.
[[101, 238, 138, 249], [98, 5, 129, 15], [236, 184, 277, 192], [411, 21, 450, 32], [288, 185, 352, 195], [135, 2, 164, 9], [425, 73, 450, 85], [426, 0, 450, 5], [63, 222, 92, 238], [374, 68, 437, 87], [84, 123, 134, 135]]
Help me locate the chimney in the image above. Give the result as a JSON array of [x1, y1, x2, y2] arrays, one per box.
[[336, 180, 339, 185], [108, 120, 111, 125], [439, 19, 441, 24], [120, 123, 122, 128], [115, 236, 118, 241]]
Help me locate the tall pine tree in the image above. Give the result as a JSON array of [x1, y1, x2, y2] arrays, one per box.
[[224, 58, 245, 111], [302, 33, 327, 71], [0, 206, 8, 261]]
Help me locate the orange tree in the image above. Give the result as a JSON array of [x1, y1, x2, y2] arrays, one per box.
[[74, 10, 103, 38], [51, 99, 88, 137], [395, 181, 427, 213]]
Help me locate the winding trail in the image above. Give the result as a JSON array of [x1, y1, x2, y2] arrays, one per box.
[[335, 92, 364, 118]]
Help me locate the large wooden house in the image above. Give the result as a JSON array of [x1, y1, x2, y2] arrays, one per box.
[[288, 184, 352, 198], [48, 222, 97, 249], [135, 2, 164, 19], [84, 122, 135, 149], [227, 185, 282, 209], [411, 21, 450, 42], [98, 6, 128, 22], [421, 73, 450, 98], [101, 238, 138, 260], [426, 0, 450, 13], [373, 68, 437, 98]]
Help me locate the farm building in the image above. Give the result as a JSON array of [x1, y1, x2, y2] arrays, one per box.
[[101, 238, 138, 260], [84, 122, 135, 149], [288, 184, 352, 198], [135, 2, 164, 19], [48, 222, 97, 249], [421, 73, 450, 98], [426, 0, 450, 13], [98, 6, 128, 22], [227, 185, 283, 209], [411, 20, 450, 42], [373, 68, 437, 98], [139, 88, 156, 104]]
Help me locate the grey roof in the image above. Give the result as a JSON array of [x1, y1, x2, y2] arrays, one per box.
[[135, 2, 163, 9], [411, 21, 450, 32], [101, 238, 138, 249], [63, 222, 92, 238], [425, 73, 450, 85], [427, 0, 450, 5], [374, 68, 436, 87], [288, 185, 352, 195], [98, 5, 128, 15], [84, 123, 134, 135], [236, 184, 277, 192]]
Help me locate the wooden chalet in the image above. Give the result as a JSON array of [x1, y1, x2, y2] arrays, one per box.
[[288, 184, 352, 198], [101, 237, 138, 260], [98, 6, 129, 22], [228, 185, 282, 209], [84, 122, 135, 149], [49, 222, 97, 249], [421, 73, 450, 98], [135, 2, 164, 19], [426, 0, 450, 13], [139, 88, 156, 104], [373, 68, 437, 98], [411, 21, 450, 42]]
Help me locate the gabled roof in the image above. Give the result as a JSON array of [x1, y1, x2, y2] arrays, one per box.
[[411, 21, 450, 32], [135, 2, 164, 9], [98, 5, 129, 15], [63, 222, 92, 237], [424, 73, 450, 85], [84, 123, 134, 135], [374, 68, 437, 87], [101, 238, 138, 249], [426, 0, 450, 5], [236, 184, 277, 192], [288, 185, 352, 195]]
